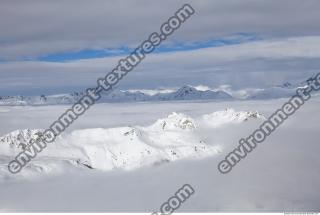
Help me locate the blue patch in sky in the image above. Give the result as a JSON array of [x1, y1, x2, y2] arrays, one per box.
[[154, 32, 261, 53], [1, 33, 261, 62], [38, 47, 131, 62]]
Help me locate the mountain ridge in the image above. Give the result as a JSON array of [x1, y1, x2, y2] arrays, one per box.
[[0, 81, 313, 106]]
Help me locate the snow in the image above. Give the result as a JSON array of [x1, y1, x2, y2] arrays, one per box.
[[0, 85, 233, 106], [0, 98, 319, 212], [1, 81, 316, 106], [0, 109, 265, 175], [201, 108, 265, 128]]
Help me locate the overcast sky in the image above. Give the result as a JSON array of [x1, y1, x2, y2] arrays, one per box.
[[1, 0, 320, 95]]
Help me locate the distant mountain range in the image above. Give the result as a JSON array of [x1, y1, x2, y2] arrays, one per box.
[[0, 81, 313, 106], [0, 85, 232, 106]]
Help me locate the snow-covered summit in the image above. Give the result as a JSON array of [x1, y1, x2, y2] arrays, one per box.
[[157, 85, 232, 101], [150, 112, 197, 131], [0, 128, 44, 149], [202, 108, 265, 128], [0, 109, 265, 177]]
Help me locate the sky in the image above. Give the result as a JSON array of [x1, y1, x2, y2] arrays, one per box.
[[1, 0, 320, 95]]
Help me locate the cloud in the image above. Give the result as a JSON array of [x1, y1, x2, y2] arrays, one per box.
[[0, 36, 320, 95], [0, 0, 320, 59]]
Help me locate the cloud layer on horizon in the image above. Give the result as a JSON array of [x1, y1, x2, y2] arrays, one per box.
[[1, 36, 320, 95]]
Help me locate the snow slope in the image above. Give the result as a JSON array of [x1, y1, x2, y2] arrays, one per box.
[[0, 109, 264, 178]]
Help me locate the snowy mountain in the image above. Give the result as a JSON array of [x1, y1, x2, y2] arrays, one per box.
[[0, 80, 314, 106], [0, 93, 81, 106], [0, 109, 264, 177], [246, 79, 313, 100], [247, 86, 297, 100], [154, 85, 232, 101], [0, 85, 232, 106], [0, 128, 44, 149]]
